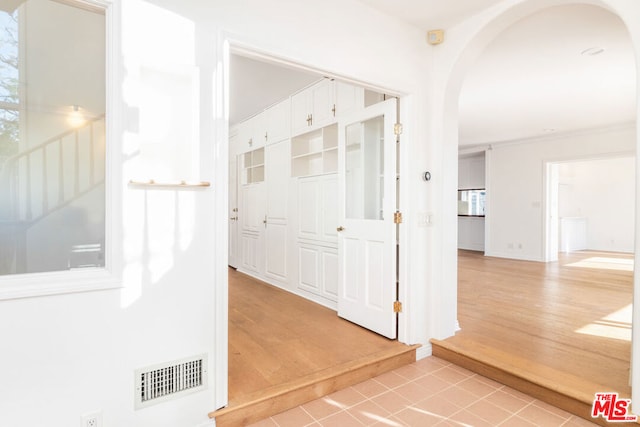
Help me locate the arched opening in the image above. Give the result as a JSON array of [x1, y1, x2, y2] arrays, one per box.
[[438, 0, 639, 415]]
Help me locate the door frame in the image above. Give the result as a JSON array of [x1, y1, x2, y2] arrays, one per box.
[[222, 41, 412, 334], [542, 152, 636, 263], [218, 38, 416, 411]]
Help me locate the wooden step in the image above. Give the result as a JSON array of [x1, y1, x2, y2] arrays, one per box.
[[431, 337, 634, 427], [209, 344, 419, 427]]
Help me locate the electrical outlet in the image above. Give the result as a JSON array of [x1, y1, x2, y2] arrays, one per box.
[[81, 411, 102, 427]]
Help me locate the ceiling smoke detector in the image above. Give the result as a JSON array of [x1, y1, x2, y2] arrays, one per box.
[[581, 47, 605, 56]]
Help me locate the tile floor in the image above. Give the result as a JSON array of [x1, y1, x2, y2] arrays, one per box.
[[248, 356, 598, 427]]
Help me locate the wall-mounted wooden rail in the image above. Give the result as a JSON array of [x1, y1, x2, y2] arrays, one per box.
[[127, 179, 211, 189]]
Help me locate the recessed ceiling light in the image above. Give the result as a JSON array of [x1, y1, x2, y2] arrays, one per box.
[[581, 47, 605, 56]]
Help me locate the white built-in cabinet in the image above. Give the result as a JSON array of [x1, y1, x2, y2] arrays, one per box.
[[296, 174, 339, 301], [291, 125, 338, 177], [291, 79, 335, 135], [230, 78, 374, 308], [264, 140, 290, 283]]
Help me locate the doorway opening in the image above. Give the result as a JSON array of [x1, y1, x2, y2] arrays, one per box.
[[222, 48, 415, 423], [449, 1, 637, 413]]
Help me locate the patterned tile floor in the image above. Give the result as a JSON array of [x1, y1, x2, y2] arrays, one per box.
[[247, 356, 598, 426]]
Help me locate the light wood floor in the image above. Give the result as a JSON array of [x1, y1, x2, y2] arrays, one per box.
[[454, 249, 632, 397], [227, 267, 410, 405]]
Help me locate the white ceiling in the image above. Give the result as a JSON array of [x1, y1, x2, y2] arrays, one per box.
[[458, 4, 636, 146], [356, 0, 504, 31], [231, 2, 637, 147], [230, 54, 319, 125]]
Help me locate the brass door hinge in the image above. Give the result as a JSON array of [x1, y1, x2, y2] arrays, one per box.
[[393, 211, 403, 224], [394, 123, 403, 136], [394, 301, 403, 313]]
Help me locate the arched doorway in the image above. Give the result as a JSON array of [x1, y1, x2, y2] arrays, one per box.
[[436, 0, 640, 413]]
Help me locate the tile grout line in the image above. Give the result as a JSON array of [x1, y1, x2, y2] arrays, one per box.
[[259, 358, 594, 427]]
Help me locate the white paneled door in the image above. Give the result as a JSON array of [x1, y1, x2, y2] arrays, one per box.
[[337, 98, 397, 339], [228, 156, 239, 268]]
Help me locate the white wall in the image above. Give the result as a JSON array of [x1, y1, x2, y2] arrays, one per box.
[[486, 126, 635, 261], [558, 156, 635, 252], [0, 0, 433, 426]]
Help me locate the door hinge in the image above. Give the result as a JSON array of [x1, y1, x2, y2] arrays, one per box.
[[394, 301, 403, 313], [394, 123, 403, 136], [393, 211, 403, 224]]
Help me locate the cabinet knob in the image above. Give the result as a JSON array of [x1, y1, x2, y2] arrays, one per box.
[[337, 226, 345, 232]]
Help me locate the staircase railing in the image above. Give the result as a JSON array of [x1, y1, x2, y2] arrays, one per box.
[[0, 114, 105, 225]]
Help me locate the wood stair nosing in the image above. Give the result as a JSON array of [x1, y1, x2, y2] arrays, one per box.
[[431, 338, 635, 427], [210, 344, 419, 427]]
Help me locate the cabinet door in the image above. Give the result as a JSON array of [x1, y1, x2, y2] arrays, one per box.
[[291, 89, 311, 136], [241, 182, 265, 233], [310, 79, 335, 129], [265, 223, 287, 281], [321, 174, 339, 242], [266, 141, 290, 222], [237, 118, 254, 154], [321, 247, 338, 301], [297, 177, 320, 240], [241, 232, 260, 273], [297, 243, 338, 303], [267, 98, 291, 144], [229, 154, 239, 268], [237, 113, 268, 153], [335, 81, 364, 118], [264, 141, 290, 282]]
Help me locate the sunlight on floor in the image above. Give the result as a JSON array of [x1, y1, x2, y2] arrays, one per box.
[[565, 256, 634, 272], [576, 304, 632, 341]]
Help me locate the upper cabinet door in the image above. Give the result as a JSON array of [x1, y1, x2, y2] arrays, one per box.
[[267, 98, 291, 144], [291, 88, 312, 136], [310, 79, 335, 129], [335, 81, 364, 118], [237, 112, 268, 154], [291, 79, 336, 136]]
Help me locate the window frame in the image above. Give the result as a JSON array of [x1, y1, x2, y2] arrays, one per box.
[[0, 0, 122, 300]]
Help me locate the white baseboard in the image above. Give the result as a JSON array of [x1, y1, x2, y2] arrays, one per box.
[[483, 251, 543, 262], [416, 342, 432, 360]]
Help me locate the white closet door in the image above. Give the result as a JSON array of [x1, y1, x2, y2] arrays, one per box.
[[265, 140, 290, 282], [337, 98, 397, 339], [228, 155, 239, 268]]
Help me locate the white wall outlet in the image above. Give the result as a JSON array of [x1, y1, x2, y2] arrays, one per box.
[[81, 411, 102, 427]]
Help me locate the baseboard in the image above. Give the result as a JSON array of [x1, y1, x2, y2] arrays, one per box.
[[235, 268, 338, 311], [416, 342, 432, 360], [483, 250, 544, 262]]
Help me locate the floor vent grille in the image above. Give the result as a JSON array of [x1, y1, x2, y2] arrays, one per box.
[[135, 354, 207, 409]]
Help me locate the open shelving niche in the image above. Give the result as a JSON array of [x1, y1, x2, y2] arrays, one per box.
[[291, 124, 338, 177], [242, 147, 265, 184]]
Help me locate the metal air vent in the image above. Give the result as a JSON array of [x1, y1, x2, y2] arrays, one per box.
[[134, 354, 208, 409]]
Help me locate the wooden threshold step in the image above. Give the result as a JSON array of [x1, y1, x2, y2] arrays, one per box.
[[210, 344, 419, 427], [431, 338, 632, 427]]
